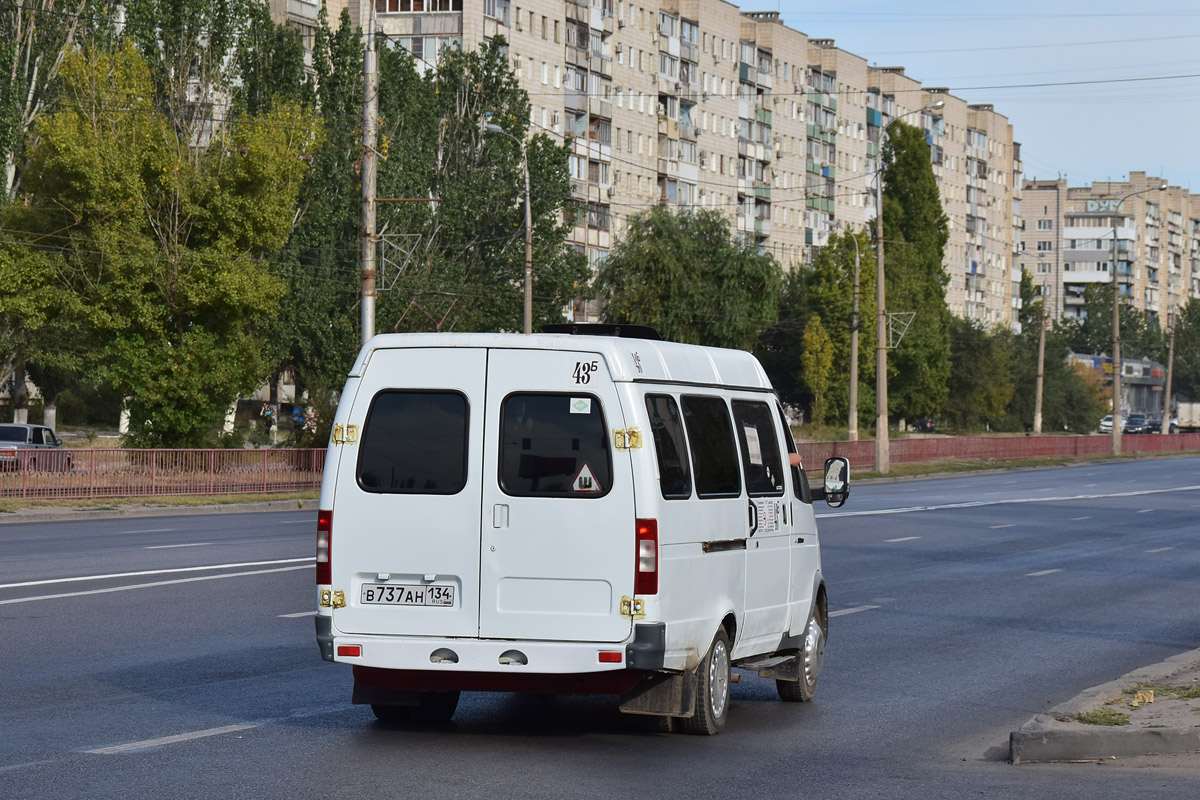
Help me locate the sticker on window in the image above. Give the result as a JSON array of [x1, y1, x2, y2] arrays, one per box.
[[570, 397, 592, 414], [572, 463, 603, 493], [744, 425, 763, 465]]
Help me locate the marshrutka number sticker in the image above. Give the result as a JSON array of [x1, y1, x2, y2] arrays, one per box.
[[573, 360, 599, 384]]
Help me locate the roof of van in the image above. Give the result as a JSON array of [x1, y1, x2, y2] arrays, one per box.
[[351, 333, 775, 391]]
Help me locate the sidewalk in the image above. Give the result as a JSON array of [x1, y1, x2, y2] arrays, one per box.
[[1010, 648, 1200, 764]]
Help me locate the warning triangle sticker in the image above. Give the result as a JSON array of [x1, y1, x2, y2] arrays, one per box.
[[572, 463, 603, 493]]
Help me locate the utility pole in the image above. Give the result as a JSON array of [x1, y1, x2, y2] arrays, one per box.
[[848, 231, 860, 442], [360, 8, 379, 347], [1162, 320, 1175, 434], [1033, 299, 1046, 434]]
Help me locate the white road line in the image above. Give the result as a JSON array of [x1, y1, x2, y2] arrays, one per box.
[[120, 528, 176, 534], [0, 566, 312, 606], [144, 543, 213, 550], [886, 536, 920, 542], [817, 483, 1200, 519], [0, 760, 54, 774], [1145, 547, 1175, 553], [829, 605, 880, 617], [279, 611, 315, 618], [1072, 516, 1092, 521], [0, 557, 314, 590], [1084, 484, 1098, 488], [1137, 509, 1155, 514], [84, 705, 346, 755], [989, 524, 1015, 529], [1027, 569, 1063, 577]]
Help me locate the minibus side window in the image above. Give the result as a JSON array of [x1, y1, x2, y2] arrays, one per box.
[[499, 393, 612, 497], [645, 394, 691, 499], [357, 390, 468, 494], [681, 395, 741, 498], [775, 403, 812, 504], [731, 400, 785, 497]]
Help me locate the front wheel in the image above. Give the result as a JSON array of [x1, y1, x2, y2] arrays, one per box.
[[777, 608, 826, 702], [678, 628, 731, 735]]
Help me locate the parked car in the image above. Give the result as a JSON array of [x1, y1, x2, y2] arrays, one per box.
[[0, 423, 73, 471], [1123, 414, 1150, 434], [1098, 415, 1113, 434], [913, 417, 936, 433], [1145, 416, 1178, 434]]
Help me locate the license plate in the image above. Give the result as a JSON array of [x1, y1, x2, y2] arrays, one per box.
[[360, 583, 455, 607]]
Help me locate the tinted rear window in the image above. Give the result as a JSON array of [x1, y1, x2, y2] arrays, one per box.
[[357, 391, 468, 494], [0, 428, 25, 442], [681, 395, 740, 498], [646, 394, 691, 499], [500, 393, 612, 497]]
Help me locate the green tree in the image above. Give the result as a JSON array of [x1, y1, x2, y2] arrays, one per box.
[[1167, 302, 1200, 403], [598, 206, 782, 350], [800, 315, 834, 425], [944, 317, 1015, 431], [12, 43, 319, 445], [880, 121, 951, 423]]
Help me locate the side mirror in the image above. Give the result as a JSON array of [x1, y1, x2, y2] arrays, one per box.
[[823, 456, 849, 508], [56, 439, 63, 446]]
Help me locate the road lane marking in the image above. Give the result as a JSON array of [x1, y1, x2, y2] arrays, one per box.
[[1084, 484, 1098, 488], [0, 565, 312, 606], [84, 705, 347, 755], [817, 483, 1200, 519], [0, 558, 314, 590], [989, 524, 1015, 529], [0, 760, 53, 774], [886, 536, 920, 542], [1145, 547, 1174, 553], [1137, 509, 1154, 513], [120, 528, 176, 534], [1072, 516, 1092, 521], [144, 543, 213, 550], [279, 611, 315, 618], [1027, 569, 1062, 577], [829, 605, 880, 617]]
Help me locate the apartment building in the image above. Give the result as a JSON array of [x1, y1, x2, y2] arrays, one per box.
[[308, 0, 1022, 326], [1022, 172, 1200, 329]]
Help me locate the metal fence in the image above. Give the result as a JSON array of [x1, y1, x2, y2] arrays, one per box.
[[2, 434, 1198, 502], [796, 432, 1200, 474], [0, 448, 326, 501]]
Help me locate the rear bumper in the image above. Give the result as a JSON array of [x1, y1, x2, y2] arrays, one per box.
[[317, 615, 666, 677]]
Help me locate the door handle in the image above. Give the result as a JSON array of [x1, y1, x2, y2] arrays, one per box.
[[493, 504, 509, 528]]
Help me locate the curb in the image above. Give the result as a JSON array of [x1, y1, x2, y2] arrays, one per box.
[[0, 498, 318, 525], [1010, 648, 1200, 764]]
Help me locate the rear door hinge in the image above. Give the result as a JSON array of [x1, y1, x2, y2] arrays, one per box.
[[613, 427, 643, 451]]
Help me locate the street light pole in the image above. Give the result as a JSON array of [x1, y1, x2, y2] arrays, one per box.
[[848, 230, 860, 442], [1018, 249, 1047, 434], [485, 123, 533, 334], [873, 99, 943, 474], [1162, 318, 1175, 435], [1110, 182, 1167, 455]]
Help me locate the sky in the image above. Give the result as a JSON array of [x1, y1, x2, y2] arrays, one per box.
[[772, 2, 1200, 190]]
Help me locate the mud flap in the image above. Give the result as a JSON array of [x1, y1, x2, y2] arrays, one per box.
[[617, 669, 698, 718]]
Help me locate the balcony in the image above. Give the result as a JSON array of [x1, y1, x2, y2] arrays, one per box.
[[739, 62, 753, 82], [588, 98, 612, 119]]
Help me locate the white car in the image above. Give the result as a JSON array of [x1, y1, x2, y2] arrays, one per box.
[[1098, 415, 1113, 434]]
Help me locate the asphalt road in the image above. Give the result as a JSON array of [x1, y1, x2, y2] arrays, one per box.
[[3, 457, 1200, 798]]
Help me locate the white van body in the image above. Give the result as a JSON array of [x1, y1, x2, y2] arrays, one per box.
[[315, 331, 846, 733]]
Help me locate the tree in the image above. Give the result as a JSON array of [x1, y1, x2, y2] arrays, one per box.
[[800, 315, 834, 426], [880, 121, 951, 422], [12, 43, 319, 445], [944, 317, 1015, 431], [1167, 302, 1200, 403], [598, 206, 782, 350]]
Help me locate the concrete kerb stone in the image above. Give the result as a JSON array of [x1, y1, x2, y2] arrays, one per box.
[[0, 498, 319, 524], [1010, 647, 1200, 764]]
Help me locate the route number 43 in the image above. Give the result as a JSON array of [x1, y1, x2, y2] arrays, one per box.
[[573, 360, 599, 384]]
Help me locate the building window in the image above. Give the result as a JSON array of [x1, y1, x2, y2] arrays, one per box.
[[1037, 219, 1053, 230], [1036, 240, 1053, 251]]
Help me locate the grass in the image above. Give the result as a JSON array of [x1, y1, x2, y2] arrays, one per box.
[[1076, 708, 1132, 726], [1123, 683, 1200, 701], [0, 491, 317, 514]]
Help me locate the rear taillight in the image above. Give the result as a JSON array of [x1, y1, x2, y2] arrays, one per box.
[[316, 510, 332, 585], [635, 518, 658, 595]]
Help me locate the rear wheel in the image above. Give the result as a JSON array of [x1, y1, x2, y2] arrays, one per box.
[[777, 608, 826, 702], [678, 628, 731, 735]]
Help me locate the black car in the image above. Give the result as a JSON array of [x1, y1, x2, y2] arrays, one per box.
[[1123, 414, 1149, 434], [913, 417, 936, 433], [1145, 416, 1178, 434]]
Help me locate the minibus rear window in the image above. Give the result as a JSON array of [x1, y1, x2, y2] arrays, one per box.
[[357, 391, 468, 494], [499, 393, 612, 497], [732, 400, 785, 497], [681, 395, 741, 498], [646, 394, 691, 499]]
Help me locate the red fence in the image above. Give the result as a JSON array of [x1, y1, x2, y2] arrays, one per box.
[[0, 448, 326, 501], [796, 432, 1200, 474]]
